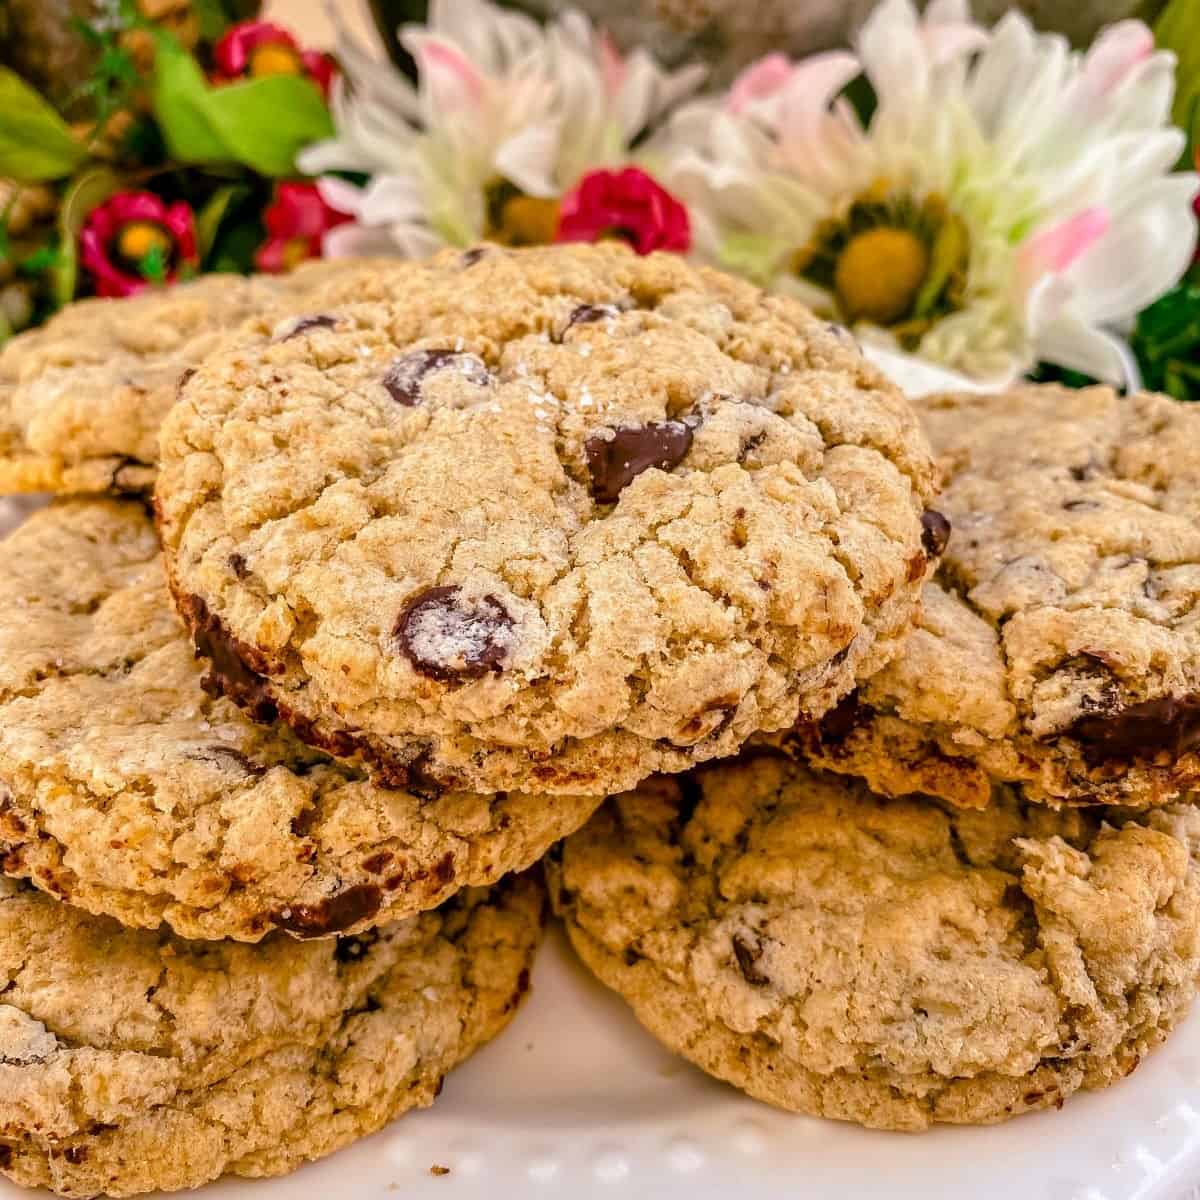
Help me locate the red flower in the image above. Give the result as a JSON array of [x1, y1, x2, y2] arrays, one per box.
[[213, 20, 336, 98], [255, 182, 351, 273], [80, 191, 199, 299], [556, 167, 690, 256]]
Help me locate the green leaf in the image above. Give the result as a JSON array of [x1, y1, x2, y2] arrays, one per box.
[[151, 33, 228, 164], [0, 68, 87, 182], [1157, 0, 1200, 142], [196, 184, 249, 262], [53, 165, 122, 306], [200, 76, 335, 177], [151, 33, 333, 175]]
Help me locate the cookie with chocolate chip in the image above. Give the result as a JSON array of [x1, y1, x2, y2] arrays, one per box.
[[0, 871, 541, 1197], [549, 753, 1200, 1130], [777, 384, 1200, 809], [0, 259, 366, 496], [0, 500, 597, 940], [156, 242, 939, 796]]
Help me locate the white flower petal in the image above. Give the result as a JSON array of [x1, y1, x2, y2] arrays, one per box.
[[494, 120, 563, 197], [1064, 174, 1199, 324], [1035, 313, 1141, 387]]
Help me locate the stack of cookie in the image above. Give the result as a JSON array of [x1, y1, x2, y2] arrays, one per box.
[[552, 381, 1200, 1129], [0, 241, 1195, 1193]]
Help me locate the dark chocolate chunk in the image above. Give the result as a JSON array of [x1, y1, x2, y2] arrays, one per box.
[[920, 509, 951, 558], [394, 585, 515, 683], [584, 421, 694, 503], [382, 349, 491, 406], [1070, 693, 1200, 765], [732, 931, 770, 986], [228, 552, 248, 580], [276, 314, 338, 341], [274, 883, 382, 937], [460, 247, 486, 267], [178, 594, 278, 725]]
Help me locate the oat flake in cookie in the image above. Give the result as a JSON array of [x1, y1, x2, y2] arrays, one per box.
[[550, 754, 1200, 1131], [0, 500, 598, 940], [0, 873, 542, 1198], [782, 384, 1200, 809], [156, 243, 939, 796], [0, 259, 366, 496]]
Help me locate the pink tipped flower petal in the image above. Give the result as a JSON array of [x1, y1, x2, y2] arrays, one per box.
[[599, 30, 627, 98], [1020, 206, 1111, 281], [1081, 20, 1155, 96], [412, 36, 485, 109], [728, 53, 794, 114]]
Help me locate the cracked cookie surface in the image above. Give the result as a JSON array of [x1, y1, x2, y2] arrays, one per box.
[[0, 872, 542, 1197], [779, 385, 1200, 808], [549, 754, 1200, 1130], [0, 261, 366, 496], [156, 243, 938, 796], [0, 500, 597, 940]]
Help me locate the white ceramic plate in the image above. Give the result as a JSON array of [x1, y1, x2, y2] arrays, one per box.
[[3, 492, 1200, 1200]]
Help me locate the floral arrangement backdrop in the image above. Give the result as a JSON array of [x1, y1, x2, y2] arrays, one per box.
[[0, 0, 1197, 398]]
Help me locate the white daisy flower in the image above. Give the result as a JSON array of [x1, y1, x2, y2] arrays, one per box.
[[661, 0, 1199, 388], [299, 0, 704, 258]]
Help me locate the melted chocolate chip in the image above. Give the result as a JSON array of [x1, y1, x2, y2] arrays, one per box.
[[382, 349, 491, 406], [177, 367, 197, 393], [228, 552, 248, 580], [1070, 693, 1200, 765], [274, 884, 382, 937], [178, 594, 278, 725], [561, 302, 621, 339], [460, 247, 486, 267], [276, 314, 337, 341], [63, 1147, 87, 1165], [433, 851, 456, 884], [584, 421, 694, 503], [394, 586, 516, 683], [732, 931, 769, 986], [920, 509, 952, 558]]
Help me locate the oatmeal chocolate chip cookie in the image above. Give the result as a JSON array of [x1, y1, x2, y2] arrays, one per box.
[[0, 260, 367, 496], [549, 754, 1200, 1131], [0, 500, 597, 941], [0, 873, 542, 1198], [156, 242, 939, 796], [778, 384, 1200, 809]]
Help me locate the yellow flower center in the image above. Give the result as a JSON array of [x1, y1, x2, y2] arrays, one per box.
[[489, 193, 561, 247], [249, 42, 303, 78], [281, 237, 313, 269], [115, 222, 173, 269], [833, 227, 930, 325]]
